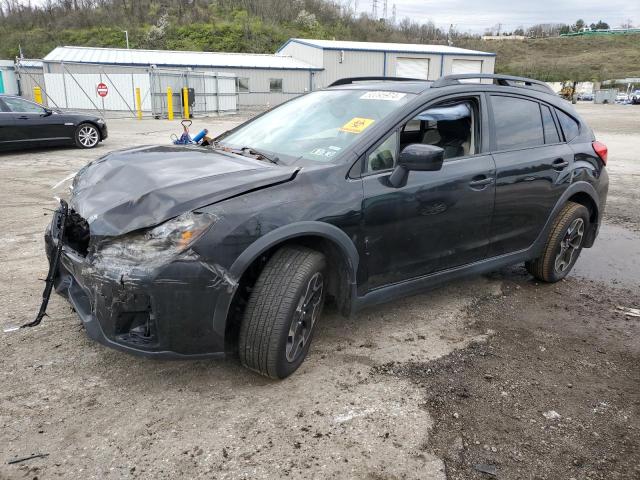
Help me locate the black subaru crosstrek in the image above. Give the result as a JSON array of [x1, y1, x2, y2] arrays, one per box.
[[42, 74, 609, 378]]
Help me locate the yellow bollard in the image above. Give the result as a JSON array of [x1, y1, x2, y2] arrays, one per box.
[[135, 87, 142, 120], [33, 87, 43, 105], [167, 87, 174, 120], [182, 87, 189, 119]]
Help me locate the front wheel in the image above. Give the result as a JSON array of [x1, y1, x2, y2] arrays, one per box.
[[75, 123, 100, 149], [239, 246, 326, 379], [525, 201, 589, 282]]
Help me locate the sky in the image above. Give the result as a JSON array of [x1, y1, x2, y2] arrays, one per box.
[[348, 0, 640, 33]]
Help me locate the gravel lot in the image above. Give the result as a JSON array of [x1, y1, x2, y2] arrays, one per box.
[[1, 104, 638, 479]]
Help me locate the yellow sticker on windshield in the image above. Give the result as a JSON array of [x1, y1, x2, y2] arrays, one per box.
[[340, 117, 375, 134]]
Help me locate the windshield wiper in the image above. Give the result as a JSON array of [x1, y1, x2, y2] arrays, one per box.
[[237, 146, 279, 164]]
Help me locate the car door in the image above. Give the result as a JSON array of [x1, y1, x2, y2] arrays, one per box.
[[2, 96, 71, 144], [361, 94, 496, 290], [0, 98, 18, 149], [487, 94, 573, 257]]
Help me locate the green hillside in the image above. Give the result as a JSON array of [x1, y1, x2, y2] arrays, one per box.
[[1, 0, 638, 82]]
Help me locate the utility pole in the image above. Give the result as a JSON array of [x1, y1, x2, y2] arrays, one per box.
[[122, 30, 130, 49], [371, 0, 377, 18], [383, 0, 387, 19], [497, 23, 502, 36], [391, 3, 396, 24]]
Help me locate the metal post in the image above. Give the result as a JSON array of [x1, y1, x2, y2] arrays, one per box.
[[135, 87, 142, 119], [215, 74, 220, 115], [182, 87, 189, 119], [167, 87, 174, 120], [33, 86, 43, 104]]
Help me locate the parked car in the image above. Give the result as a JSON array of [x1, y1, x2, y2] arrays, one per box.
[[42, 74, 609, 378], [0, 94, 107, 151], [631, 90, 640, 105], [615, 93, 630, 104], [577, 92, 594, 101]]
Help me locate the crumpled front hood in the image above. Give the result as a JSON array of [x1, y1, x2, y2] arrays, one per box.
[[70, 145, 298, 237]]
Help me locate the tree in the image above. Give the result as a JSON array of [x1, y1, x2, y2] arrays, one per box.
[[574, 19, 585, 31], [590, 20, 609, 30], [620, 19, 634, 29]]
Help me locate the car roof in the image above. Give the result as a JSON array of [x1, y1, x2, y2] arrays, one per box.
[[326, 81, 432, 94]]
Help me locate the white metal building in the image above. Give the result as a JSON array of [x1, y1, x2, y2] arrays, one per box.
[[278, 38, 496, 89], [43, 46, 321, 108], [28, 39, 494, 112]]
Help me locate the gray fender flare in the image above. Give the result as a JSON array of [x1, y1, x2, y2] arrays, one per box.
[[212, 221, 360, 342]]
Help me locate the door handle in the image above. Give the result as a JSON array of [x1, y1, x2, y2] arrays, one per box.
[[552, 158, 570, 170], [17, 116, 29, 120], [469, 176, 494, 189]]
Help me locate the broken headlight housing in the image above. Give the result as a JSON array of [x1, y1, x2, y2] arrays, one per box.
[[95, 212, 216, 264]]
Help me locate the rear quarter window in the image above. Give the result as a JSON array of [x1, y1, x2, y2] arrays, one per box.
[[556, 109, 580, 142]]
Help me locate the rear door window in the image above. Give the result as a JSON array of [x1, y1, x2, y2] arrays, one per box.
[[540, 104, 560, 144], [490, 95, 544, 151], [556, 109, 580, 142]]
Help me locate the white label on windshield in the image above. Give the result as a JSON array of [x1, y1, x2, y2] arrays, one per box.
[[360, 91, 406, 101]]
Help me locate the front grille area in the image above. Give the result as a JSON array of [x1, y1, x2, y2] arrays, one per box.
[[63, 209, 90, 256]]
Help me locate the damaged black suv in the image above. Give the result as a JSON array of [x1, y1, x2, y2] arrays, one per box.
[[43, 74, 609, 378]]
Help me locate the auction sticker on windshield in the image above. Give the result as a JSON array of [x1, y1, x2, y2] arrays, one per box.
[[360, 91, 406, 101], [340, 117, 375, 134]]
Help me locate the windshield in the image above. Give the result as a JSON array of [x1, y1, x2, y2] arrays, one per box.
[[219, 89, 414, 163]]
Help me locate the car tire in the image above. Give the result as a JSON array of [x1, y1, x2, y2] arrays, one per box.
[[75, 123, 100, 149], [239, 245, 326, 379], [525, 201, 589, 283]]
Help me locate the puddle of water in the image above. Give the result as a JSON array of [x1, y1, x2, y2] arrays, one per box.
[[571, 223, 640, 288]]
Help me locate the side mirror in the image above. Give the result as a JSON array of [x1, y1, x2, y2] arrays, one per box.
[[388, 144, 444, 187], [42, 108, 53, 117]]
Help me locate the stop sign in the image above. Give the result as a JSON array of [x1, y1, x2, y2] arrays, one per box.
[[96, 82, 108, 97]]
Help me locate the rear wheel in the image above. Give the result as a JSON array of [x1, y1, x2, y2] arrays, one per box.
[[75, 123, 100, 149], [239, 246, 326, 379], [525, 201, 589, 282]]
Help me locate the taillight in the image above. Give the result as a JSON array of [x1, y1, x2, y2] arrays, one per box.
[[592, 141, 608, 165]]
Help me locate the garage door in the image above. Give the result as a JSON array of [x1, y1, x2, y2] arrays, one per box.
[[451, 59, 483, 74], [396, 58, 430, 80]]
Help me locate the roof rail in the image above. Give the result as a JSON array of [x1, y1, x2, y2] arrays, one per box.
[[432, 74, 555, 93], [328, 76, 425, 87]]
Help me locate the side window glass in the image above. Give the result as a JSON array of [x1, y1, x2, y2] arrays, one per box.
[[491, 95, 544, 150], [400, 101, 476, 160], [541, 105, 560, 144], [367, 131, 398, 172], [556, 109, 580, 142], [2, 97, 45, 114]]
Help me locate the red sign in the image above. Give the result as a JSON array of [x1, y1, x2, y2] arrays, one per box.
[[96, 82, 108, 97]]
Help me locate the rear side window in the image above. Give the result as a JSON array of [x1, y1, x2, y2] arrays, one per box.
[[556, 109, 580, 141], [491, 95, 544, 151], [540, 105, 560, 144]]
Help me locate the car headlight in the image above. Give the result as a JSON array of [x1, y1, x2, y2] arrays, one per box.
[[95, 212, 216, 264]]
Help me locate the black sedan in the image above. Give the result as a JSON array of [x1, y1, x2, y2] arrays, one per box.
[[0, 94, 107, 151]]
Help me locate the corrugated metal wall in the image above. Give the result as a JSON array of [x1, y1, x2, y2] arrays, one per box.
[[41, 62, 310, 109], [315, 50, 384, 89], [211, 67, 311, 107]]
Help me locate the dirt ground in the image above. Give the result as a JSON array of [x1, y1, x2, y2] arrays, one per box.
[[1, 104, 639, 479]]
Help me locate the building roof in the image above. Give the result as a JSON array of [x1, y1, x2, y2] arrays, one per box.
[[278, 38, 495, 57], [43, 46, 321, 70]]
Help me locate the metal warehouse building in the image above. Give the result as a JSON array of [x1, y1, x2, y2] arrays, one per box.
[[12, 38, 494, 115], [278, 38, 496, 89]]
